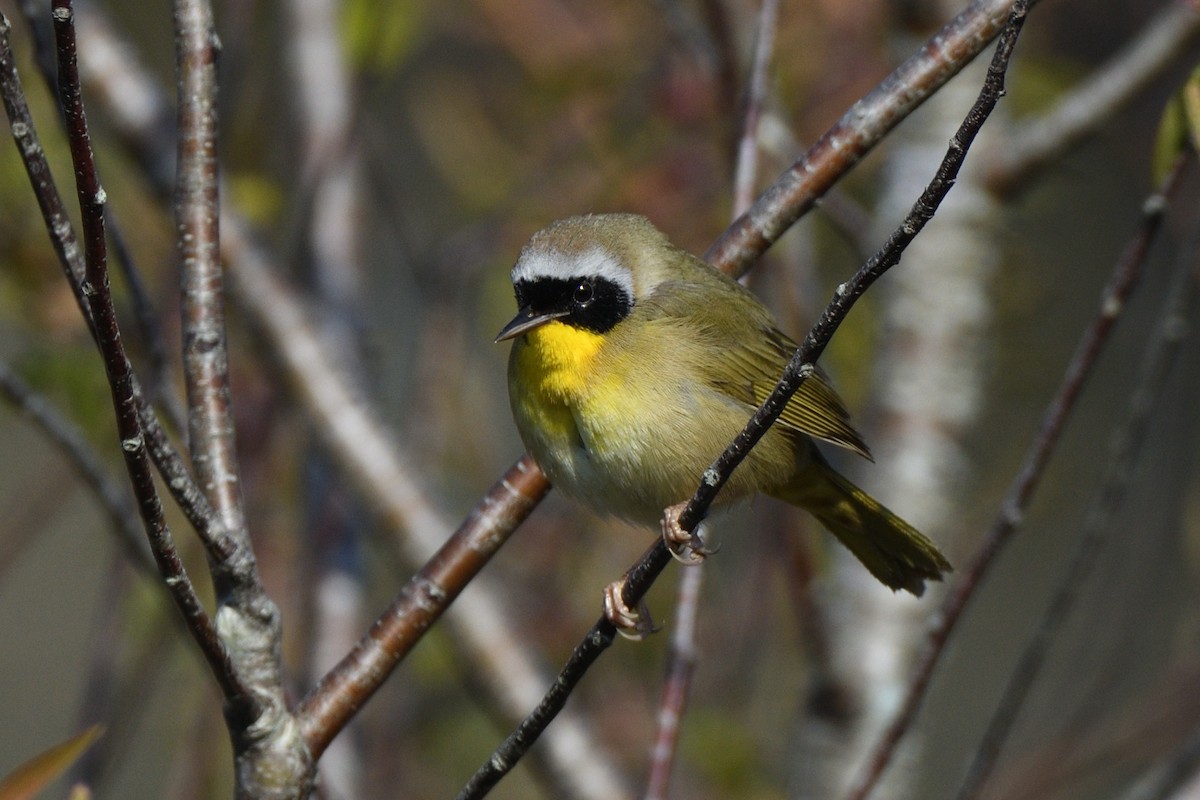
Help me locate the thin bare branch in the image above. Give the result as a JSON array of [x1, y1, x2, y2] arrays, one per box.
[[0, 9, 88, 318], [731, 0, 779, 218], [679, 0, 1030, 542], [0, 360, 151, 572], [58, 10, 629, 788], [953, 213, 1200, 800], [173, 2, 305, 793], [985, 1, 1200, 196], [47, 0, 255, 723], [643, 563, 703, 800], [843, 152, 1194, 800], [4, 3, 237, 571], [63, 0, 512, 606], [15, 0, 188, 440], [458, 4, 1031, 795]]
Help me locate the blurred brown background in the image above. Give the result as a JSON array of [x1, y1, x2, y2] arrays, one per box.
[[0, 0, 1198, 798]]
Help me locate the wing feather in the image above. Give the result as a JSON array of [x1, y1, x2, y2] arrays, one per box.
[[638, 272, 872, 459]]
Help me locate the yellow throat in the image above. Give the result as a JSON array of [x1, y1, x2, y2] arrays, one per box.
[[515, 320, 605, 402]]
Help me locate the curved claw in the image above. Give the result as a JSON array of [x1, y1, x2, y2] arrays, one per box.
[[688, 533, 720, 558], [603, 579, 658, 640], [667, 541, 708, 565], [661, 503, 717, 565]]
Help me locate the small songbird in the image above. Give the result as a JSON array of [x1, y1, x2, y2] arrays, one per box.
[[496, 214, 950, 597]]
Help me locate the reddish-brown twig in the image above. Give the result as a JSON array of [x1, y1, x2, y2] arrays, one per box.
[[298, 454, 551, 759], [706, 0, 1040, 279]]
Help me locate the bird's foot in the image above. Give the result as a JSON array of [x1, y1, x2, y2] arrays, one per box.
[[603, 578, 658, 640], [661, 502, 718, 565]]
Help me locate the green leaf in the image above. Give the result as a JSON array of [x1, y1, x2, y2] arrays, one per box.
[[1182, 64, 1200, 151], [1152, 65, 1200, 183], [343, 0, 429, 73]]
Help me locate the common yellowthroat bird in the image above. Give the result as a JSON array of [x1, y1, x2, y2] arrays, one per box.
[[496, 214, 950, 596]]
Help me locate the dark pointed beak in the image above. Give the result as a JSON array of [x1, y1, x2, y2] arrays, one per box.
[[494, 306, 569, 342]]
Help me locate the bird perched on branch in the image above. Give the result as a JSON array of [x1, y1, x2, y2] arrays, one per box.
[[496, 214, 950, 626]]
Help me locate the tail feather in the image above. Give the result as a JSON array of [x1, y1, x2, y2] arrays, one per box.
[[774, 460, 952, 596]]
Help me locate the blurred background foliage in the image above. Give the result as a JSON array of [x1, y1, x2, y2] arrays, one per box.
[[0, 0, 1198, 798]]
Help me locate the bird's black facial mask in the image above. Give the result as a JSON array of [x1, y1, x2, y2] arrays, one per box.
[[496, 276, 633, 341]]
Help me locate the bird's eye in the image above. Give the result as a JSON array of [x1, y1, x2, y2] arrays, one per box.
[[573, 280, 594, 306]]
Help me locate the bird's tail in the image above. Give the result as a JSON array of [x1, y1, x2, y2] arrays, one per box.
[[773, 459, 952, 596]]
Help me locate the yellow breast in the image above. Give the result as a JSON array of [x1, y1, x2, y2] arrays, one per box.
[[508, 319, 665, 520]]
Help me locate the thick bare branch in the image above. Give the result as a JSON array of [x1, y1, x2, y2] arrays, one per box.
[[174, 0, 250, 572], [172, 2, 305, 795]]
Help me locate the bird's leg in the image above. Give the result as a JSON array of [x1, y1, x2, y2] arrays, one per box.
[[661, 503, 718, 564], [603, 578, 658, 640]]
